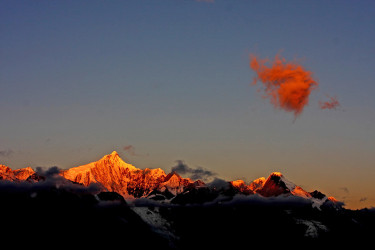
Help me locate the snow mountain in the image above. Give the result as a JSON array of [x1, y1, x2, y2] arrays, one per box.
[[0, 164, 35, 181], [60, 151, 200, 198], [1, 152, 340, 210], [2, 151, 373, 248]]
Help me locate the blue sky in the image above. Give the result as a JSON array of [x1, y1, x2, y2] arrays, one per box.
[[1, 0, 375, 208]]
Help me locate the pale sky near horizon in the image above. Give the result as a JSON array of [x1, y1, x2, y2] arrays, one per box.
[[1, 0, 375, 209]]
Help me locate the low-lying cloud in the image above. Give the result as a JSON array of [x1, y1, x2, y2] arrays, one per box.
[[203, 193, 312, 208], [0, 166, 101, 195], [359, 197, 368, 202], [207, 177, 230, 190], [171, 160, 217, 182]]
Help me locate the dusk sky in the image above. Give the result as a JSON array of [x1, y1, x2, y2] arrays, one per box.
[[1, 0, 375, 209]]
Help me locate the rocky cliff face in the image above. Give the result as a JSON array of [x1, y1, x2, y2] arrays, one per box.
[[62, 151, 140, 197], [230, 180, 253, 194], [230, 172, 312, 198], [0, 164, 35, 181], [60, 151, 196, 198], [229, 172, 338, 209]]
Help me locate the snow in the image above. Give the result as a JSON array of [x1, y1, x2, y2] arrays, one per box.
[[132, 207, 166, 228], [296, 219, 328, 238], [64, 151, 139, 177], [311, 196, 328, 210], [279, 175, 296, 191], [280, 174, 328, 210], [131, 206, 177, 244], [274, 173, 329, 210]]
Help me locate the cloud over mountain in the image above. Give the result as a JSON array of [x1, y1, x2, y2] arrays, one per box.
[[171, 160, 217, 182]]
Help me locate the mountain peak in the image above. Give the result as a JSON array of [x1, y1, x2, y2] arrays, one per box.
[[61, 151, 139, 192], [97, 151, 137, 169], [249, 177, 266, 192], [98, 151, 133, 167], [0, 165, 35, 181], [164, 171, 182, 182], [231, 179, 246, 187], [257, 172, 294, 197], [270, 172, 283, 177], [230, 179, 253, 194], [102, 151, 120, 160], [267, 172, 296, 190]]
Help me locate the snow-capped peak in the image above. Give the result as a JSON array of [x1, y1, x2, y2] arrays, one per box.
[[110, 151, 119, 156], [275, 172, 296, 191]]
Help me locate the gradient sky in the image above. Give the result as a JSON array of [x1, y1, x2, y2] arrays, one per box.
[[1, 0, 375, 209]]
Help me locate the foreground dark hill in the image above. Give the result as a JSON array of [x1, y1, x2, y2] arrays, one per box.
[[0, 182, 169, 248], [1, 178, 374, 249], [166, 201, 375, 248]]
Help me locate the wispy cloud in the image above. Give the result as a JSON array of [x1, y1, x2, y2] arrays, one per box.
[[320, 95, 340, 110], [340, 187, 350, 193], [123, 145, 149, 157], [171, 160, 216, 182], [0, 149, 14, 157], [123, 145, 137, 156]]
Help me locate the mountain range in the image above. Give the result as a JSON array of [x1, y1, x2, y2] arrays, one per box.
[[1, 151, 374, 248], [1, 151, 339, 209]]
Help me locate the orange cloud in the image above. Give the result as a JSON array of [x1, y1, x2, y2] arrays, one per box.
[[250, 54, 318, 117], [320, 95, 340, 110]]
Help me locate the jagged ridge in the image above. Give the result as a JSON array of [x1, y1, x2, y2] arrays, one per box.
[[0, 164, 35, 181], [60, 151, 200, 198], [0, 152, 340, 209]]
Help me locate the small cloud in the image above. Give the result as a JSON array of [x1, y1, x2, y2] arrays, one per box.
[[171, 160, 216, 182], [0, 149, 14, 157], [319, 95, 340, 110], [359, 197, 368, 202], [35, 166, 60, 177], [207, 177, 230, 190], [340, 187, 349, 194], [123, 145, 149, 157], [123, 145, 137, 156]]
